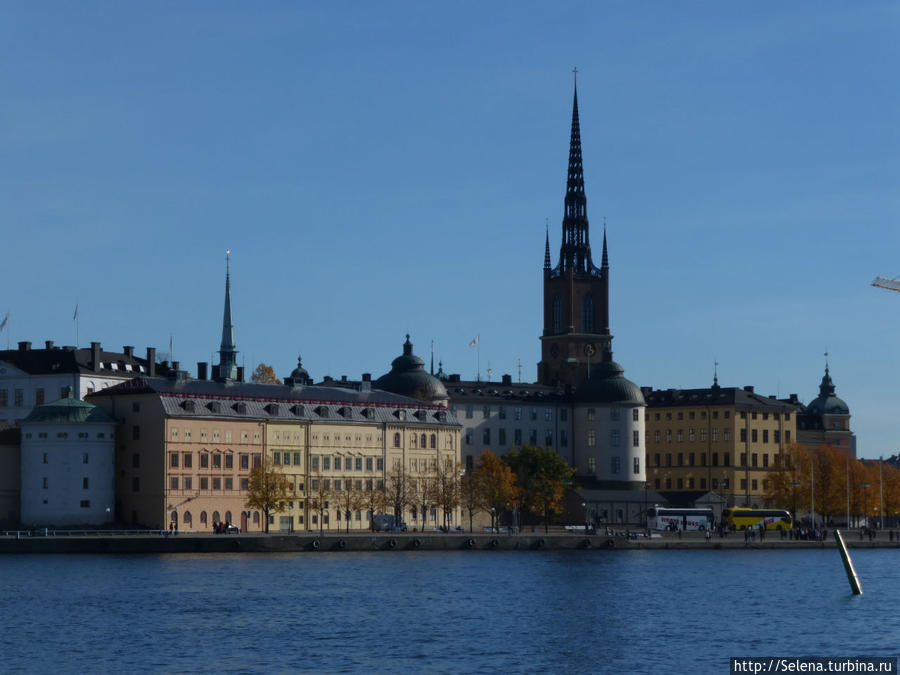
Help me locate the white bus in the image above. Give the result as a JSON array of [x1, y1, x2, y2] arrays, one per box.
[[647, 506, 715, 531]]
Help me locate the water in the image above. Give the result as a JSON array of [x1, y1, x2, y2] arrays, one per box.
[[2, 549, 898, 674]]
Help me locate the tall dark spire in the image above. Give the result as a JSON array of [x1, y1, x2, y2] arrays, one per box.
[[218, 250, 238, 381], [556, 71, 598, 277], [543, 220, 551, 270], [601, 221, 609, 269]]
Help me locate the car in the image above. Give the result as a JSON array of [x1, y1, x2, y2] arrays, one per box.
[[225, 524, 240, 534]]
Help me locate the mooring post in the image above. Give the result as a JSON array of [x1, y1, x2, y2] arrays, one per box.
[[834, 530, 862, 595]]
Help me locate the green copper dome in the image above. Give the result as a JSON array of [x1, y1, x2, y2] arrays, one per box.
[[374, 336, 449, 403], [807, 367, 849, 416], [23, 396, 116, 425], [575, 353, 645, 405]]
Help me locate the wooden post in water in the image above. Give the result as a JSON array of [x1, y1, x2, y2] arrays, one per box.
[[834, 530, 862, 595]]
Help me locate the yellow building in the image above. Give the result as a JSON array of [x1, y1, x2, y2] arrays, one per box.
[[643, 382, 799, 508]]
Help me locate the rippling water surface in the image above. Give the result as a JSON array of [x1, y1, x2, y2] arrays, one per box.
[[3, 549, 898, 674]]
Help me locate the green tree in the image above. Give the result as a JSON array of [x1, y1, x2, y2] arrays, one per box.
[[251, 363, 282, 384], [505, 445, 574, 533], [245, 463, 291, 533]]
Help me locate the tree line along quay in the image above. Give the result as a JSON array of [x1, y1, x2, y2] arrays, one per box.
[[3, 81, 898, 537]]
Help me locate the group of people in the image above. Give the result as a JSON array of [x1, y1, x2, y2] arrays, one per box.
[[212, 521, 233, 534]]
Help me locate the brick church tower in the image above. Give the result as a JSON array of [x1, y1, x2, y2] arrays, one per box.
[[538, 81, 611, 387]]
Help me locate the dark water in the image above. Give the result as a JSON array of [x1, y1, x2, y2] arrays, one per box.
[[2, 549, 898, 674]]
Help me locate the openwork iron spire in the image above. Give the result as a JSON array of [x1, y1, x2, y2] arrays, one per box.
[[556, 72, 598, 277], [219, 250, 238, 380]]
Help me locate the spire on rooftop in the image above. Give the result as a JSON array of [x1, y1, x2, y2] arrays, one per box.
[[218, 250, 238, 381]]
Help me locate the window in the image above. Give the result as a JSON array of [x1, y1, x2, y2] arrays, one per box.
[[677, 478, 684, 489], [552, 296, 562, 333], [393, 433, 401, 448], [297, 453, 304, 467], [498, 407, 507, 420], [132, 453, 140, 468], [774, 430, 780, 443], [688, 478, 695, 489], [323, 457, 331, 471], [545, 408, 552, 421], [666, 430, 672, 443], [35, 388, 45, 405], [213, 478, 221, 490], [582, 293, 594, 332], [184, 453, 192, 468], [498, 429, 506, 445], [531, 408, 537, 421], [483, 429, 491, 445], [14, 389, 24, 407], [700, 429, 707, 441], [42, 453, 48, 464], [240, 478, 248, 490], [724, 453, 730, 467], [465, 406, 473, 419], [724, 429, 730, 442], [751, 429, 758, 443], [632, 408, 640, 422], [514, 429, 522, 445], [514, 407, 522, 420], [654, 453, 660, 467], [633, 457, 640, 474], [42, 477, 48, 489], [170, 477, 179, 490], [762, 430, 769, 443], [785, 431, 791, 443], [184, 477, 192, 490], [132, 425, 140, 440], [483, 406, 491, 418], [689, 429, 695, 442], [213, 453, 222, 469], [763, 453, 769, 468], [333, 456, 340, 470], [200, 453, 209, 468], [610, 408, 620, 421], [80, 500, 90, 508], [688, 453, 695, 467], [225, 478, 233, 490], [170, 454, 179, 468], [610, 430, 620, 447], [610, 457, 621, 474], [677, 430, 683, 443], [239, 454, 248, 469], [740, 429, 747, 443], [752, 453, 758, 467], [665, 453, 672, 467], [82, 453, 89, 464], [654, 431, 661, 443], [376, 458, 384, 471], [587, 429, 596, 447], [465, 429, 472, 445], [225, 454, 233, 469], [587, 408, 595, 422], [200, 477, 209, 490], [587, 456, 596, 473], [366, 457, 373, 471]]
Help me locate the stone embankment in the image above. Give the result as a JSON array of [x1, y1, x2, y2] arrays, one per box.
[[1, 531, 898, 554]]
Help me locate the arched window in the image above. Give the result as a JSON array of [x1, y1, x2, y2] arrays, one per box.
[[200, 511, 207, 525], [212, 510, 220, 524], [421, 434, 427, 449], [253, 511, 260, 524], [183, 511, 192, 525], [170, 511, 178, 526], [225, 510, 232, 524], [393, 432, 401, 448], [552, 296, 562, 333], [411, 434, 417, 449], [430, 434, 436, 449], [582, 293, 594, 333]]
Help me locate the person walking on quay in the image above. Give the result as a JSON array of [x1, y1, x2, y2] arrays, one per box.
[[705, 529, 711, 543]]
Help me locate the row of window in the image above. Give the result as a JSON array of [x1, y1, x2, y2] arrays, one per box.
[[42, 452, 91, 464], [41, 477, 92, 489], [169, 428, 263, 444], [653, 476, 770, 492], [308, 455, 385, 472], [652, 450, 787, 468], [587, 430, 641, 448], [649, 428, 792, 445], [310, 478, 384, 492], [459, 406, 569, 422], [587, 408, 641, 423], [464, 428, 566, 448], [550, 294, 594, 333], [168, 452, 262, 470], [169, 476, 249, 491], [648, 410, 790, 422], [169, 510, 261, 527], [27, 432, 106, 440], [0, 387, 75, 407], [585, 456, 641, 475]]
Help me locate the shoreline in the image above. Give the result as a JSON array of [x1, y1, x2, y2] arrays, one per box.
[[1, 532, 898, 555]]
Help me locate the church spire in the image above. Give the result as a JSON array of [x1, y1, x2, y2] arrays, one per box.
[[601, 220, 608, 269], [544, 220, 551, 270], [218, 250, 238, 381], [557, 69, 597, 276]]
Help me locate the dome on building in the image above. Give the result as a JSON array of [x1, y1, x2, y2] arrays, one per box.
[[806, 367, 849, 416], [575, 352, 645, 405], [285, 355, 310, 386], [374, 335, 449, 403], [23, 394, 116, 425]]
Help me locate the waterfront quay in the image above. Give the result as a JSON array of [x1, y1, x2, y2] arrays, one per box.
[[2, 529, 899, 555]]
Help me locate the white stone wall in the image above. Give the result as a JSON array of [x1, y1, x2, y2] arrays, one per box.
[[572, 402, 645, 485], [20, 422, 116, 526]]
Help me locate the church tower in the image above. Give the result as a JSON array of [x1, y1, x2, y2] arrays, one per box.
[[538, 80, 611, 387]]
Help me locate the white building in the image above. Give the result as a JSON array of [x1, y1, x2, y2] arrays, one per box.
[[20, 396, 116, 526], [0, 340, 169, 425]]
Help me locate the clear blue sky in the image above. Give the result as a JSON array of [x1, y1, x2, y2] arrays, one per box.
[[2, 3, 898, 458]]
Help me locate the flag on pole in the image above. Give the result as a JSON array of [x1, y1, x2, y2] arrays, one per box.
[[468, 335, 479, 348], [73, 304, 79, 320], [0, 312, 8, 332]]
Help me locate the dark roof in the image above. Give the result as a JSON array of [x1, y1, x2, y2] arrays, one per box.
[[445, 380, 564, 404], [642, 385, 801, 412], [373, 336, 448, 403], [23, 397, 116, 425], [88, 376, 458, 429], [574, 357, 644, 405], [806, 367, 850, 416], [0, 342, 170, 378]]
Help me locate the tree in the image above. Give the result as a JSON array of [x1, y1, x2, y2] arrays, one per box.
[[333, 476, 365, 534], [410, 463, 437, 532], [308, 471, 332, 536], [505, 445, 574, 533], [359, 476, 387, 531], [434, 458, 463, 530], [251, 363, 282, 385], [475, 450, 519, 532], [245, 463, 292, 533], [384, 462, 412, 529], [765, 443, 810, 518], [460, 470, 480, 533]]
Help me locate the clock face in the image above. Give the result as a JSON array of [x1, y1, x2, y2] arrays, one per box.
[[584, 343, 596, 357], [550, 344, 560, 358]]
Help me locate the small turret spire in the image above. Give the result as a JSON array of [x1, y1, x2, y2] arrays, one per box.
[[713, 360, 719, 388], [601, 219, 609, 269]]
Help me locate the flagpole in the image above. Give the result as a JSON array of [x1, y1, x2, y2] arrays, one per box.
[[74, 303, 79, 348]]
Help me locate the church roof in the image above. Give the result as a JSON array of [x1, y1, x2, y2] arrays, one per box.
[[574, 354, 644, 405], [374, 336, 449, 403], [806, 367, 849, 416]]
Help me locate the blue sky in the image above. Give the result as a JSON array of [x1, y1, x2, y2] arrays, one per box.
[[2, 3, 898, 457]]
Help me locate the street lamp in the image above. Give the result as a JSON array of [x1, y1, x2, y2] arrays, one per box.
[[490, 506, 496, 533], [581, 501, 588, 532], [860, 483, 871, 528]]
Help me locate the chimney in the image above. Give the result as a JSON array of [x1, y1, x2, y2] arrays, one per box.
[[501, 374, 512, 385], [45, 340, 54, 350], [123, 345, 134, 359], [362, 373, 371, 382], [449, 374, 460, 383], [172, 361, 180, 372], [18, 341, 31, 352], [197, 362, 208, 380], [790, 394, 799, 403], [743, 386, 754, 393], [237, 366, 244, 382], [146, 347, 156, 377], [324, 375, 333, 383], [91, 341, 101, 372], [341, 375, 348, 383]]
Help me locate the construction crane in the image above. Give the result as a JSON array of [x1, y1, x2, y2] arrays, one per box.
[[872, 276, 900, 293]]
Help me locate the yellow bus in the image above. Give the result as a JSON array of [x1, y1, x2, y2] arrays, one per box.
[[722, 508, 792, 531]]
